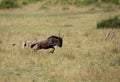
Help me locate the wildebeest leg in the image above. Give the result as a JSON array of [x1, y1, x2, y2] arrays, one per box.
[[32, 46, 40, 53], [49, 47, 55, 53]]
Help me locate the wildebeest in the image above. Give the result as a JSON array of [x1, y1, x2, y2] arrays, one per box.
[[31, 35, 64, 53]]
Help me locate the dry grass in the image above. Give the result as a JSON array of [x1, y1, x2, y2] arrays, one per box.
[[0, 6, 120, 82]]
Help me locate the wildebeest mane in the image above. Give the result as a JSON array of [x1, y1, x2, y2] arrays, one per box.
[[48, 36, 60, 39]]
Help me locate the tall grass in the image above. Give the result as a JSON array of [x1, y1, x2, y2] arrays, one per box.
[[0, 7, 120, 82]]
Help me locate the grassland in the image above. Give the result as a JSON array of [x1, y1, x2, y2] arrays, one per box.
[[0, 6, 120, 82]]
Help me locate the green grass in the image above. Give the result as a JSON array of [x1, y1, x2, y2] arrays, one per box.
[[0, 8, 120, 82]]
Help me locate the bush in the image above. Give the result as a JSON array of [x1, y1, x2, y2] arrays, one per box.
[[23, 0, 41, 3], [0, 0, 19, 9], [21, 0, 42, 5], [22, 1, 28, 5], [97, 16, 120, 29], [101, 0, 119, 4]]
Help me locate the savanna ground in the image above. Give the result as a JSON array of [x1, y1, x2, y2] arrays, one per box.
[[0, 3, 120, 82]]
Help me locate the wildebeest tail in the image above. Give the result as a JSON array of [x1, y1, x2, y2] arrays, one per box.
[[30, 42, 38, 48]]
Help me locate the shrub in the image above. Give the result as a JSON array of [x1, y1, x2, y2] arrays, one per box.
[[21, 0, 42, 5], [101, 0, 119, 4], [97, 16, 120, 29], [0, 0, 19, 9], [22, 1, 28, 5], [23, 0, 41, 3], [73, 0, 82, 7]]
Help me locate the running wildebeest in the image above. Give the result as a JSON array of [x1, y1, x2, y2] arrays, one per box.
[[31, 35, 64, 53]]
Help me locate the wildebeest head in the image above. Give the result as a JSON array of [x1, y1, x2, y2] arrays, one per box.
[[48, 35, 63, 47]]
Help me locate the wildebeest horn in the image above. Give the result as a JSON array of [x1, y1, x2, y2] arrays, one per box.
[[59, 31, 64, 38], [61, 35, 64, 38], [59, 31, 61, 37]]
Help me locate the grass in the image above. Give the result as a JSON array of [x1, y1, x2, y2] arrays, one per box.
[[0, 7, 120, 82]]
